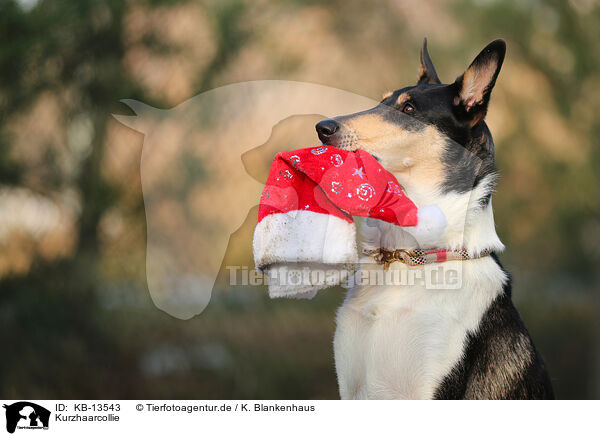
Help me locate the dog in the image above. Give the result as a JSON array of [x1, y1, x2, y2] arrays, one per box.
[[315, 39, 554, 399]]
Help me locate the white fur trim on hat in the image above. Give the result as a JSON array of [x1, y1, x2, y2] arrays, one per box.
[[265, 263, 356, 300], [253, 210, 358, 298]]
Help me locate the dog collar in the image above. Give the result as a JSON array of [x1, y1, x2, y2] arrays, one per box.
[[363, 247, 494, 270]]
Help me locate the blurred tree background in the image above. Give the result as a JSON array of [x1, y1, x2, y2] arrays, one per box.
[[0, 0, 598, 399]]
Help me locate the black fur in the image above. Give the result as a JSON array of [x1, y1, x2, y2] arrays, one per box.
[[434, 254, 554, 399], [441, 123, 497, 198], [417, 38, 441, 85]]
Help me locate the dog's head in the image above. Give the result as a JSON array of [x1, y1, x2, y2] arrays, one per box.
[[316, 39, 506, 201]]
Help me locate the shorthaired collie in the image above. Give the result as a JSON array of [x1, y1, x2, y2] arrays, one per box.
[[315, 39, 554, 399]]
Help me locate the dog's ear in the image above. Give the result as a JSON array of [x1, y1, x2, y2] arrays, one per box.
[[452, 39, 506, 127], [417, 38, 441, 85]]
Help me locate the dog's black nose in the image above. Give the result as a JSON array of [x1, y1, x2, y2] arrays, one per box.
[[315, 119, 340, 143]]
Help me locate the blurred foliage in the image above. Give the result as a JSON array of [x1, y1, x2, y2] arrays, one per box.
[[0, 0, 598, 399]]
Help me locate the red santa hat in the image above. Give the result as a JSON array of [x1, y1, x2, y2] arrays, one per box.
[[253, 146, 446, 299]]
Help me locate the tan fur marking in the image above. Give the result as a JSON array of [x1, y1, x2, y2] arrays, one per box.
[[396, 93, 410, 106], [343, 113, 389, 140], [417, 63, 426, 82], [460, 57, 498, 109], [382, 91, 393, 100], [392, 124, 446, 190], [335, 111, 446, 191]]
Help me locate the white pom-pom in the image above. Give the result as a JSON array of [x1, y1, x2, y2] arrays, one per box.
[[404, 205, 447, 247]]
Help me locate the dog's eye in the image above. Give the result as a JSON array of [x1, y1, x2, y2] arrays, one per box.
[[402, 103, 415, 114]]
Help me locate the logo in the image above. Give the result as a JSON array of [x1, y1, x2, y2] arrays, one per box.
[[3, 402, 50, 434]]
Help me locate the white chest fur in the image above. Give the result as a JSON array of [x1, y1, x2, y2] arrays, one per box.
[[334, 257, 507, 399]]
